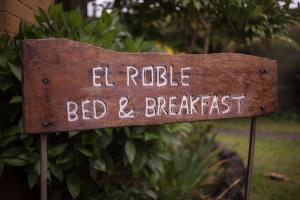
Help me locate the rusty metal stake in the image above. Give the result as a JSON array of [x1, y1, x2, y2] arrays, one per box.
[[245, 117, 257, 200], [40, 133, 48, 200]]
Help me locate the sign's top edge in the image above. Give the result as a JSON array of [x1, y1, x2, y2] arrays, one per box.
[[22, 38, 276, 63]]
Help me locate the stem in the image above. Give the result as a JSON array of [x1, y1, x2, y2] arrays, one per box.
[[199, 15, 211, 53]]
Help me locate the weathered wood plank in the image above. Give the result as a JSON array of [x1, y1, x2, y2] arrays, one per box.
[[22, 39, 277, 134]]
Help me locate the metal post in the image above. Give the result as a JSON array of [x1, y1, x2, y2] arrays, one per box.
[[40, 133, 48, 200], [245, 117, 257, 200]]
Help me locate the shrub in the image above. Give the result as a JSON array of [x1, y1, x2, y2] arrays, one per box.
[[0, 4, 219, 200]]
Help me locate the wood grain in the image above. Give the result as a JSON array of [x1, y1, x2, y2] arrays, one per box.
[[22, 39, 277, 134]]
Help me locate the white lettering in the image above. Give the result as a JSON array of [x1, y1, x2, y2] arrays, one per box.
[[82, 100, 91, 120], [190, 95, 200, 114], [209, 95, 220, 114], [157, 96, 167, 115], [169, 66, 178, 86], [142, 66, 154, 86], [119, 97, 135, 118], [67, 101, 79, 122], [145, 97, 156, 117], [232, 96, 245, 113], [156, 66, 168, 87], [93, 66, 102, 86], [104, 66, 114, 86], [179, 95, 189, 115], [201, 96, 210, 115], [127, 65, 138, 86], [221, 95, 230, 114], [169, 96, 177, 115], [93, 100, 106, 119], [181, 67, 191, 86]]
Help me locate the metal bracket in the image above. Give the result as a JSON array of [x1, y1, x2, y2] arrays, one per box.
[[40, 134, 48, 200], [245, 117, 257, 200]]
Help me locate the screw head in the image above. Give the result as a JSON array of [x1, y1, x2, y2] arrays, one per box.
[[42, 122, 49, 127], [42, 78, 49, 84], [259, 68, 267, 74], [42, 122, 53, 127]]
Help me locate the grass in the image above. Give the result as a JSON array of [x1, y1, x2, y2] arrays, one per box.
[[210, 115, 300, 134], [216, 134, 300, 200]]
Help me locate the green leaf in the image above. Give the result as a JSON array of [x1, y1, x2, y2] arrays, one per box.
[[78, 147, 94, 157], [48, 3, 63, 21], [27, 169, 38, 189], [83, 20, 97, 34], [66, 172, 81, 199], [132, 150, 147, 171], [34, 161, 40, 175], [2, 126, 21, 137], [147, 155, 164, 173], [104, 128, 113, 135], [99, 132, 113, 148], [82, 133, 99, 145], [48, 144, 68, 157], [56, 153, 74, 164], [49, 162, 63, 182], [89, 158, 106, 171], [67, 9, 82, 28], [89, 166, 98, 180], [0, 80, 14, 92], [94, 129, 102, 137], [102, 151, 113, 174], [160, 132, 181, 145], [0, 136, 18, 148], [194, 1, 201, 10], [2, 158, 27, 166], [145, 189, 158, 200], [124, 127, 131, 137], [125, 140, 136, 163], [92, 140, 102, 158], [157, 150, 172, 161], [8, 63, 21, 81], [10, 96, 22, 103], [0, 147, 24, 158], [18, 118, 23, 129], [144, 132, 159, 141], [68, 131, 80, 138]]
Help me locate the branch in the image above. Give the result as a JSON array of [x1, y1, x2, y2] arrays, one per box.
[[199, 15, 211, 53]]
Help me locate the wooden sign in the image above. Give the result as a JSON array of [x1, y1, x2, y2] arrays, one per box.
[[22, 39, 277, 134]]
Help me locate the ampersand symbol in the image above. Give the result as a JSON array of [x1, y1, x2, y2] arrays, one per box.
[[119, 97, 135, 118]]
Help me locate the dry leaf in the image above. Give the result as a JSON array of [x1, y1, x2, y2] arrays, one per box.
[[264, 172, 289, 181]]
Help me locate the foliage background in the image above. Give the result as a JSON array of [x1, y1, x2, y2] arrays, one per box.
[[0, 4, 219, 200]]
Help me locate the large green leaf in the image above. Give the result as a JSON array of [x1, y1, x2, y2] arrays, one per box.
[[125, 140, 136, 163], [78, 147, 94, 157], [56, 152, 74, 164], [8, 63, 21, 82], [0, 147, 24, 158], [49, 162, 63, 182], [48, 144, 68, 157], [2, 126, 21, 137], [66, 172, 81, 199], [89, 158, 106, 171], [0, 136, 18, 148], [27, 169, 38, 189], [2, 157, 27, 166], [67, 9, 82, 28], [82, 133, 99, 145], [92, 140, 102, 158], [9, 96, 22, 104]]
